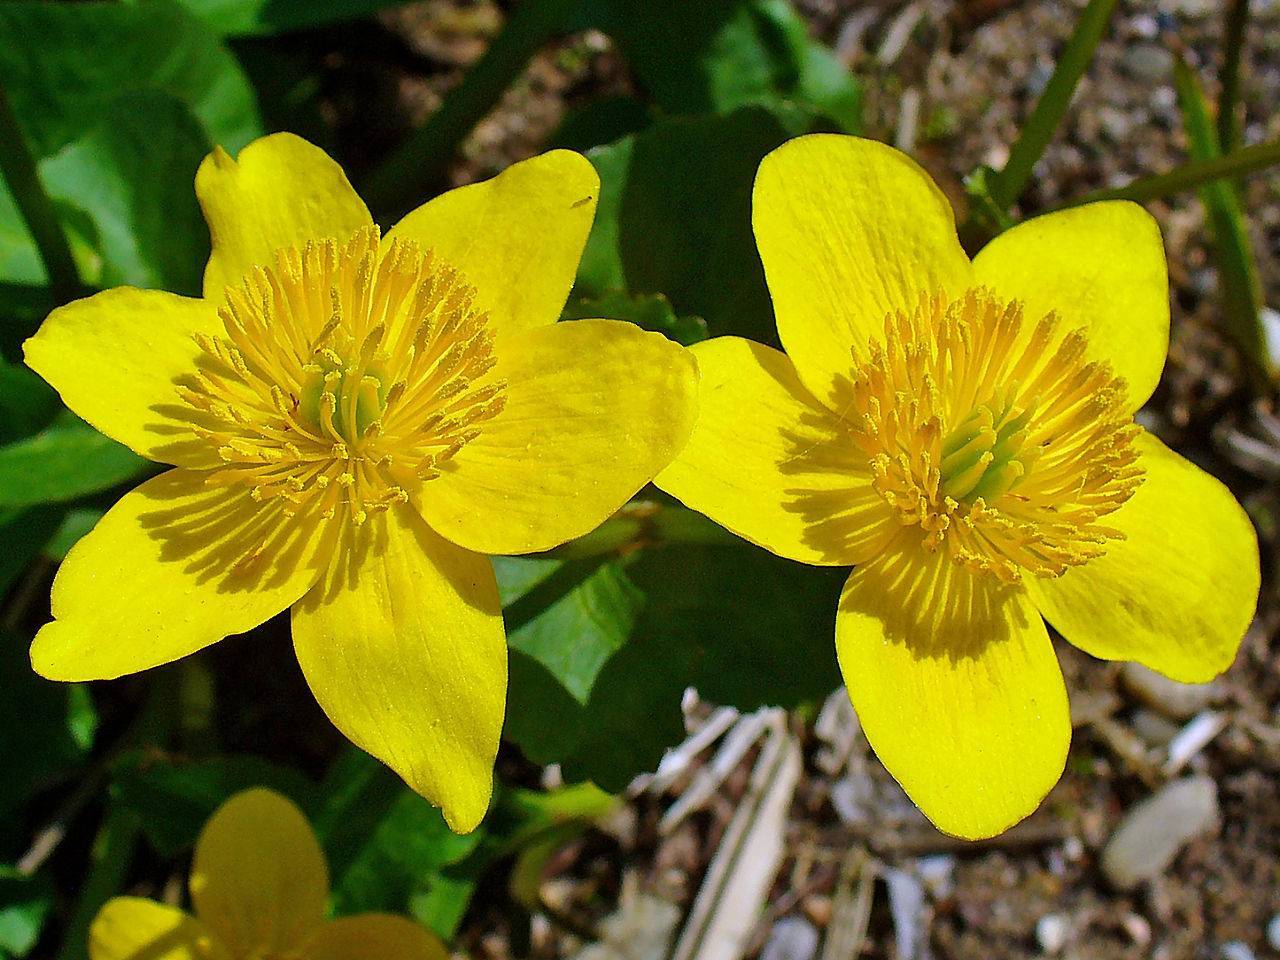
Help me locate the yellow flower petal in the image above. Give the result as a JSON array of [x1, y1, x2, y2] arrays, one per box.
[[655, 337, 897, 565], [752, 135, 972, 408], [30, 470, 327, 681], [23, 288, 221, 463], [386, 150, 598, 339], [305, 915, 449, 960], [292, 505, 505, 834], [837, 536, 1070, 840], [196, 133, 372, 301], [972, 201, 1169, 410], [89, 898, 227, 960], [1027, 431, 1259, 683], [190, 788, 328, 957], [419, 319, 698, 555]]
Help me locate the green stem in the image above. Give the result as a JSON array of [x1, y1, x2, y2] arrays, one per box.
[[989, 0, 1118, 211], [0, 83, 81, 305], [1218, 0, 1249, 154], [53, 673, 177, 960], [362, 0, 581, 219], [1173, 53, 1272, 392], [54, 805, 142, 960], [1060, 136, 1280, 206]]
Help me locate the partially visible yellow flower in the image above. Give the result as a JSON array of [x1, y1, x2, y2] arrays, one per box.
[[91, 788, 445, 960], [25, 134, 698, 833], [656, 134, 1260, 839]]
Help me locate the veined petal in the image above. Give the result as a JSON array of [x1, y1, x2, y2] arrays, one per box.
[[656, 337, 897, 565], [1027, 431, 1259, 683], [837, 536, 1069, 840], [386, 150, 598, 338], [197, 133, 372, 301], [419, 319, 698, 556], [305, 916, 450, 960], [752, 135, 972, 410], [23, 288, 221, 463], [30, 470, 328, 681], [190, 789, 328, 958], [973, 201, 1169, 410], [90, 898, 227, 960], [292, 505, 506, 834]]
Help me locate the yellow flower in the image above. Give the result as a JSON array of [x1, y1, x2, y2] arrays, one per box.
[[90, 788, 446, 960], [656, 135, 1260, 839], [25, 134, 698, 833]]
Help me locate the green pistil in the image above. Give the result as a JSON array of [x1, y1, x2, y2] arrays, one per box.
[[940, 399, 1036, 502]]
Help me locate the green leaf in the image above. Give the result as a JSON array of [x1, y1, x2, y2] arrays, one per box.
[[170, 0, 416, 37], [329, 790, 480, 917], [0, 0, 261, 161], [550, 96, 652, 154], [0, 359, 58, 445], [413, 783, 613, 940], [500, 537, 843, 791], [112, 753, 318, 857], [562, 291, 707, 346], [41, 509, 104, 564], [0, 285, 58, 364], [570, 0, 860, 130], [0, 417, 151, 509], [0, 189, 42, 288], [0, 632, 97, 855], [318, 749, 484, 941], [0, 505, 64, 599], [409, 872, 476, 942], [579, 107, 804, 344], [38, 92, 212, 294], [0, 868, 52, 958]]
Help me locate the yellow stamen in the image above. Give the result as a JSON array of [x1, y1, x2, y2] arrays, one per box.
[[178, 226, 506, 527], [848, 289, 1142, 582]]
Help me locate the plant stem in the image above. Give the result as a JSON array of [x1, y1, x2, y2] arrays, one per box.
[[361, 0, 581, 219], [989, 0, 1118, 211], [0, 84, 81, 305], [54, 804, 142, 960], [1218, 0, 1249, 154], [1173, 53, 1272, 391], [52, 673, 177, 960], [1061, 137, 1280, 206]]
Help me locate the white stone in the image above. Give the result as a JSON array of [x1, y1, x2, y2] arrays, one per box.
[[1121, 663, 1219, 720], [1036, 914, 1069, 954], [1101, 777, 1220, 890], [1266, 914, 1280, 951], [760, 917, 819, 960]]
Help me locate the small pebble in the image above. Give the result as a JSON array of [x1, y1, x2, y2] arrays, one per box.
[[1131, 708, 1180, 747], [1121, 663, 1219, 720], [1220, 942, 1255, 960], [1122, 913, 1152, 947], [761, 917, 819, 960], [915, 854, 956, 900], [1036, 913, 1069, 955], [1131, 13, 1159, 38], [1267, 914, 1280, 951], [1101, 777, 1220, 890], [1063, 836, 1085, 863], [1120, 44, 1173, 83]]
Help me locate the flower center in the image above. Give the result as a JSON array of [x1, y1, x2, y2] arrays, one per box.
[[846, 289, 1143, 582], [177, 226, 505, 526]]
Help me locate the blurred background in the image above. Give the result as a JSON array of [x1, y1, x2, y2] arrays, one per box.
[[0, 1, 1277, 958]]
